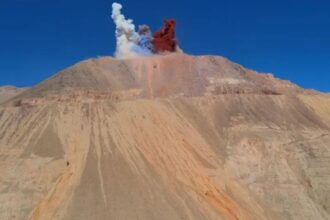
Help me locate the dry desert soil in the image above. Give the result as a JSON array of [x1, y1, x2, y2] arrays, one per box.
[[0, 54, 330, 220]]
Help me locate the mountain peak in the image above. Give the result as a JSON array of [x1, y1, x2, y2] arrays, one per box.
[[1, 54, 330, 220], [6, 54, 314, 106]]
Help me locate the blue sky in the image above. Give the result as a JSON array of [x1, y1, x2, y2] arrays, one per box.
[[0, 0, 329, 91]]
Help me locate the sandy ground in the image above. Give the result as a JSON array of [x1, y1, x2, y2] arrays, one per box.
[[0, 54, 329, 220], [0, 86, 26, 104]]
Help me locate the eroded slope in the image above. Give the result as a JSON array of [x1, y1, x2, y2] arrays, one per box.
[[0, 55, 329, 220]]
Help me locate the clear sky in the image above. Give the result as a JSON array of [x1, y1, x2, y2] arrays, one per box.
[[0, 0, 329, 91]]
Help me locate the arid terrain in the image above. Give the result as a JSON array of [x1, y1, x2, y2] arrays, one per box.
[[0, 54, 329, 220], [0, 86, 26, 104]]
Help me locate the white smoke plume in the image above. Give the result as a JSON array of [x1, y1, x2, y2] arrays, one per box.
[[111, 2, 153, 58]]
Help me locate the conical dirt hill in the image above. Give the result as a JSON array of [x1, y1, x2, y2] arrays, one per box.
[[0, 54, 330, 220]]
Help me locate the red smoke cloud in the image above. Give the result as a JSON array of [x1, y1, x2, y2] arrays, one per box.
[[153, 19, 177, 53]]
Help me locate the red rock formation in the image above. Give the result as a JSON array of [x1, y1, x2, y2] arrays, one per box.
[[153, 19, 177, 53]]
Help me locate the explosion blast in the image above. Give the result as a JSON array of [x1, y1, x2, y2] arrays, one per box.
[[111, 2, 179, 58]]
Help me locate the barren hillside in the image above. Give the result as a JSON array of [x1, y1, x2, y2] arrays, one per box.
[[0, 86, 26, 104], [0, 54, 329, 220]]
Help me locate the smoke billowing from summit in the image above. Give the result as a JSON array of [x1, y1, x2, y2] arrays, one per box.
[[111, 3, 151, 58], [111, 2, 179, 58], [153, 19, 177, 53]]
